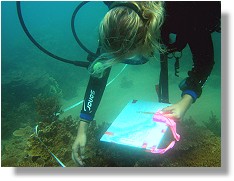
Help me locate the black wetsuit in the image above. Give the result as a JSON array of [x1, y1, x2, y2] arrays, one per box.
[[80, 1, 221, 122]]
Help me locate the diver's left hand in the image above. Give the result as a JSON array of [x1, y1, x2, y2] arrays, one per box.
[[161, 94, 193, 121]]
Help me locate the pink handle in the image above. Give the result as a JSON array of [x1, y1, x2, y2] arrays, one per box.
[[149, 111, 180, 154], [153, 111, 180, 141], [151, 141, 175, 154]]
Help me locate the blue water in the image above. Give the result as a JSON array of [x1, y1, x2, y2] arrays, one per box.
[[1, 1, 108, 102], [1, 1, 108, 139]]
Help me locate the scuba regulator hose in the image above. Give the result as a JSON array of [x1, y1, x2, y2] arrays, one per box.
[[16, 1, 93, 68], [71, 1, 98, 60]]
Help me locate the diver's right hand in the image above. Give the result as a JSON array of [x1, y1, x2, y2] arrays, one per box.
[[72, 120, 89, 166]]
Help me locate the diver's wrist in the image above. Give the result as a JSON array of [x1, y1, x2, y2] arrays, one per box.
[[180, 94, 193, 109], [78, 120, 89, 134]]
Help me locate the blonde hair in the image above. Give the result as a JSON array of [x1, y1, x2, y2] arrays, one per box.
[[88, 1, 165, 78]]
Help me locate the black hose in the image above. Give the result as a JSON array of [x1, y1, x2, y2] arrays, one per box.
[[16, 1, 90, 68], [158, 53, 169, 103], [71, 1, 97, 59]]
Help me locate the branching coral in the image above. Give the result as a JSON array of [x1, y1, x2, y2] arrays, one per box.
[[33, 94, 61, 124], [23, 116, 79, 167], [1, 126, 33, 167], [2, 110, 221, 167], [203, 111, 221, 137]]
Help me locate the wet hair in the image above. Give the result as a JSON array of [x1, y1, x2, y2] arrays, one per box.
[[88, 1, 165, 78]]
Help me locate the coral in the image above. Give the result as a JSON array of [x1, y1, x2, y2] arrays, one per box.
[[1, 116, 79, 167], [1, 101, 36, 139], [120, 76, 134, 89], [47, 76, 63, 98], [81, 115, 221, 167], [2, 68, 62, 98], [2, 70, 65, 166], [1, 157, 19, 167], [173, 116, 209, 151], [1, 70, 63, 138], [23, 116, 79, 167], [2, 110, 221, 167], [171, 136, 221, 167], [13, 126, 33, 137], [1, 126, 33, 167], [34, 94, 61, 124], [203, 111, 221, 137], [156, 116, 221, 167]]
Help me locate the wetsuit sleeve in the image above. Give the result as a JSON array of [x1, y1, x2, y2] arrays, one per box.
[[80, 68, 111, 122], [179, 30, 215, 102]]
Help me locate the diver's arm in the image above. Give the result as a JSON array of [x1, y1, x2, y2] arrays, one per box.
[[80, 67, 111, 122], [72, 68, 111, 166], [179, 31, 215, 102]]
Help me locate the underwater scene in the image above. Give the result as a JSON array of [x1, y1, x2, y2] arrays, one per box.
[[1, 1, 221, 167]]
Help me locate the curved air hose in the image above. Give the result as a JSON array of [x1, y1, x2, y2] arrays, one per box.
[[16, 1, 90, 68], [71, 1, 97, 59]]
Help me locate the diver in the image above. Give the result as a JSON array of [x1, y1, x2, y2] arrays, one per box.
[[72, 1, 221, 166]]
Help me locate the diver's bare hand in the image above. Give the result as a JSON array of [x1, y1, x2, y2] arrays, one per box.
[[72, 120, 88, 166], [161, 104, 183, 121], [162, 94, 193, 121]]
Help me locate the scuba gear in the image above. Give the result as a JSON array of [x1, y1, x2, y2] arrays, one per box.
[[122, 55, 149, 65], [168, 51, 183, 77], [157, 53, 169, 103]]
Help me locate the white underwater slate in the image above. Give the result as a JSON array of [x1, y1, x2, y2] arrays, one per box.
[[100, 100, 171, 151]]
